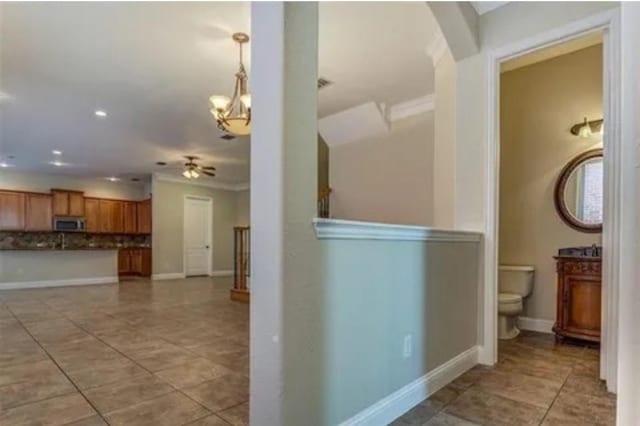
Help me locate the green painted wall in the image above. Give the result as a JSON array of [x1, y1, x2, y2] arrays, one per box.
[[283, 237, 480, 424]]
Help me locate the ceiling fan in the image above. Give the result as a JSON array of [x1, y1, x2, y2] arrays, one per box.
[[182, 156, 216, 179]]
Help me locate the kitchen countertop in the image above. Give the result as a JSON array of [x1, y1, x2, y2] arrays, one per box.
[[0, 246, 151, 251]]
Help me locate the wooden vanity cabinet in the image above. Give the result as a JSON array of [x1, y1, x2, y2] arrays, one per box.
[[0, 191, 26, 230], [25, 194, 52, 231], [553, 256, 601, 343], [52, 190, 84, 216]]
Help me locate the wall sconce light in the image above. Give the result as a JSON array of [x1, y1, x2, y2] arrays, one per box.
[[570, 117, 604, 138]]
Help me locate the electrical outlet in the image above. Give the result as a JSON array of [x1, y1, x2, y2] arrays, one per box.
[[403, 334, 412, 359]]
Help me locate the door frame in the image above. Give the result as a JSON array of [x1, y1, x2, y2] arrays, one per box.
[[183, 194, 213, 277], [483, 8, 620, 392]]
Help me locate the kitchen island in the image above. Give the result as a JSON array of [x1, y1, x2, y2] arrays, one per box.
[[0, 248, 120, 289]]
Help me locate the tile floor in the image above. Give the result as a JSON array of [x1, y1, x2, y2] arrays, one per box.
[[0, 277, 248, 426], [394, 331, 616, 426], [1, 277, 616, 426]]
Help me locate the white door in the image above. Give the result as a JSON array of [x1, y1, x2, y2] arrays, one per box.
[[184, 197, 211, 276]]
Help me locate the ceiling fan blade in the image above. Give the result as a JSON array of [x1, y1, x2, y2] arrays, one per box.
[[201, 171, 216, 177], [201, 166, 217, 170]]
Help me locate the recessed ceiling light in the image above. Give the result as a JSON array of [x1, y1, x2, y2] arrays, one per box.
[[106, 176, 120, 182], [52, 150, 62, 155], [49, 161, 64, 167], [95, 110, 107, 117]]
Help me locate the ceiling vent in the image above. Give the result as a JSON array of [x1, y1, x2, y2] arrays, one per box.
[[220, 134, 236, 141], [317, 77, 333, 90]]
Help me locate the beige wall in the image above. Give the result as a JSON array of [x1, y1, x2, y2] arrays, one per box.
[[0, 169, 148, 200], [151, 178, 238, 275], [499, 45, 603, 321], [329, 112, 435, 226], [453, 2, 617, 232], [235, 190, 250, 226]]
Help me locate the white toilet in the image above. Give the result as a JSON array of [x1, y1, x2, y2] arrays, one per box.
[[498, 265, 535, 340]]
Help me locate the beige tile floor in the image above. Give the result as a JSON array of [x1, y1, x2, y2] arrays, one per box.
[[394, 331, 616, 426], [0, 276, 248, 426], [1, 277, 616, 426]]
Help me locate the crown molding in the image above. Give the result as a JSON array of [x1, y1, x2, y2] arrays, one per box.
[[426, 32, 448, 66], [153, 173, 249, 192], [388, 94, 436, 122]]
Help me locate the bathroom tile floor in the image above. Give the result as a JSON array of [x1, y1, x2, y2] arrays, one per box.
[[394, 331, 615, 426], [0, 276, 249, 426]]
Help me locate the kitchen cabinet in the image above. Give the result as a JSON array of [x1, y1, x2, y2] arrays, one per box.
[[52, 190, 84, 217], [118, 248, 152, 277], [123, 202, 137, 234], [84, 198, 101, 233], [0, 191, 26, 230], [118, 249, 131, 274], [25, 194, 52, 231], [137, 199, 151, 234], [99, 200, 124, 233], [553, 256, 601, 343]]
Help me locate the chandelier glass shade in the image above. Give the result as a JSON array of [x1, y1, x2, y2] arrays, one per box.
[[182, 168, 200, 179], [210, 33, 251, 136]]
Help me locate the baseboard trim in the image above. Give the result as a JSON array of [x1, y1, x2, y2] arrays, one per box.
[[0, 276, 119, 290], [339, 345, 479, 426], [518, 316, 554, 334], [211, 270, 233, 277], [151, 272, 186, 280]]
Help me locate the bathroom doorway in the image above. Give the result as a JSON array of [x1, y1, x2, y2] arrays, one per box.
[[491, 28, 617, 422]]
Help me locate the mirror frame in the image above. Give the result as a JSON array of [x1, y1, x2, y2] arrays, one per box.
[[554, 148, 603, 233]]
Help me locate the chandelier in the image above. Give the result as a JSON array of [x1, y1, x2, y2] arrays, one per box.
[[209, 33, 251, 136]]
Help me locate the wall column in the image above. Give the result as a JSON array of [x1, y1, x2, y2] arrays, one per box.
[[433, 49, 457, 228], [250, 2, 319, 424]]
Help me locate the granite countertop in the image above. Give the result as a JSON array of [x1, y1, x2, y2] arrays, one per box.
[[0, 246, 151, 251]]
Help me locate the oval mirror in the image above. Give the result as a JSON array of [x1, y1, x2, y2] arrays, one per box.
[[554, 148, 603, 233]]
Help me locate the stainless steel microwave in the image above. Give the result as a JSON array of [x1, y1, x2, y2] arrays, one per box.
[[53, 217, 86, 232]]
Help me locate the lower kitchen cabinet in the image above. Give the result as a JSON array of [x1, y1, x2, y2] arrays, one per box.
[[118, 248, 151, 277]]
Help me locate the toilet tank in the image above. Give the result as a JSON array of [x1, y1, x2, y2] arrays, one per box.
[[499, 265, 535, 297]]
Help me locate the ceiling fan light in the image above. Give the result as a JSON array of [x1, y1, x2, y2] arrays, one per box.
[[182, 169, 192, 179], [209, 95, 231, 111]]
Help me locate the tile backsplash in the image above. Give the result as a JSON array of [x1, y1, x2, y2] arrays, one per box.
[[0, 232, 151, 250]]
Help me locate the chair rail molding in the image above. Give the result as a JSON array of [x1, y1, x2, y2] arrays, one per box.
[[313, 218, 482, 242]]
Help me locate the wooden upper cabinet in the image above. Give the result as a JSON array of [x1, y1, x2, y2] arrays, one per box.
[[123, 202, 137, 234], [99, 199, 124, 233], [137, 198, 152, 234], [0, 191, 26, 230], [84, 198, 101, 233], [25, 194, 52, 231], [52, 191, 68, 216], [68, 192, 84, 216], [52, 190, 84, 216]]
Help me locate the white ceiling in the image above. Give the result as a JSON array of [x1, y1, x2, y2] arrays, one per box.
[[0, 2, 437, 184]]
